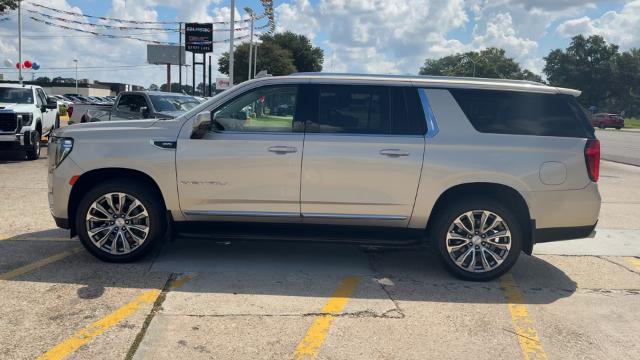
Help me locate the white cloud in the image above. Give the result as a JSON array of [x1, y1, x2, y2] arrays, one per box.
[[472, 13, 538, 61], [556, 0, 640, 49]]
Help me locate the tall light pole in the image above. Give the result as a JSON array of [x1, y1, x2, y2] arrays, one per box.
[[245, 7, 254, 81], [229, 0, 236, 86], [253, 42, 258, 78], [73, 59, 78, 93], [18, 0, 23, 86]]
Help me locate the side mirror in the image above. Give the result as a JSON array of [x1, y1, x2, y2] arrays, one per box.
[[139, 106, 150, 118], [191, 111, 212, 139], [46, 99, 58, 110]]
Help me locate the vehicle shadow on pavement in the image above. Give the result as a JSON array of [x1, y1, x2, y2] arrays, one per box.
[[0, 151, 28, 163], [1, 229, 577, 305]]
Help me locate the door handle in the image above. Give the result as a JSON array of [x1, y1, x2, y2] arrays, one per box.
[[268, 146, 297, 154], [380, 149, 410, 157]]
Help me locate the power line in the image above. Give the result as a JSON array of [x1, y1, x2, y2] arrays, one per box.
[[26, 9, 180, 31]]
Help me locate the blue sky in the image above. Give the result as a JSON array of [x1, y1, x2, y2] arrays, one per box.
[[1, 1, 639, 87]]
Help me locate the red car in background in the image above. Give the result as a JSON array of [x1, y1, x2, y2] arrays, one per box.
[[591, 113, 624, 129]]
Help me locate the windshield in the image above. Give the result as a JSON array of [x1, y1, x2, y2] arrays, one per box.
[[149, 95, 200, 112], [0, 88, 34, 104]]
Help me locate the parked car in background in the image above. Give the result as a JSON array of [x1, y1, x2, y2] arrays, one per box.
[[50, 95, 73, 107], [591, 113, 624, 129], [0, 84, 59, 159], [48, 74, 601, 281], [68, 91, 200, 124]]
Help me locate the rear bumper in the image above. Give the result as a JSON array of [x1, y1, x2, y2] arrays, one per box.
[[534, 223, 597, 244]]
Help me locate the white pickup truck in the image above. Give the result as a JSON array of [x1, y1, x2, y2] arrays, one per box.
[[0, 84, 60, 160]]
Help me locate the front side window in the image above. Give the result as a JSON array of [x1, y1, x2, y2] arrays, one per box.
[[212, 85, 297, 132], [117, 95, 147, 112], [36, 89, 48, 106]]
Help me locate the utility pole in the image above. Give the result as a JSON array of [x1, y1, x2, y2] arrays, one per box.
[[73, 59, 78, 93], [178, 22, 182, 89], [245, 7, 254, 81], [229, 0, 235, 85], [253, 43, 257, 78], [18, 0, 23, 86]]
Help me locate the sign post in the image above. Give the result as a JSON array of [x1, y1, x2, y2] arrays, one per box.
[[185, 23, 213, 96]]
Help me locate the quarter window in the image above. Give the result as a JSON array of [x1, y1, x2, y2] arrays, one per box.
[[450, 89, 594, 138], [212, 85, 298, 132]]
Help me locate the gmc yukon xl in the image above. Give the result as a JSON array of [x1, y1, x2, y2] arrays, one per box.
[[48, 74, 601, 280]]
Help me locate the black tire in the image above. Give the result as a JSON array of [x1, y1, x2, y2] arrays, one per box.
[[25, 130, 41, 160], [431, 197, 523, 281], [615, 127, 622, 130], [76, 179, 166, 262]]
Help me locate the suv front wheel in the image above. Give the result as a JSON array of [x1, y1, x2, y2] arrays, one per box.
[[76, 180, 166, 262], [432, 198, 522, 281]]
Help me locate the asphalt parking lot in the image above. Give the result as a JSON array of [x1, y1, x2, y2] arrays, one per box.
[[1, 145, 639, 360]]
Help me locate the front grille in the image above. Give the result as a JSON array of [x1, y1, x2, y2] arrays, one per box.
[[0, 112, 19, 133]]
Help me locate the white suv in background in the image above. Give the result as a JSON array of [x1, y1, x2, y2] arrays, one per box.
[[0, 84, 60, 160]]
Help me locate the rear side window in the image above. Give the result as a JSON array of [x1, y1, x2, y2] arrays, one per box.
[[450, 89, 594, 138], [307, 85, 426, 135]]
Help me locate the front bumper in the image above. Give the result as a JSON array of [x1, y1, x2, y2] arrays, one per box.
[[0, 131, 37, 150]]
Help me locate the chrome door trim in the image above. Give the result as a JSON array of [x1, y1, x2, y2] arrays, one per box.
[[184, 210, 300, 218], [302, 213, 407, 220], [418, 88, 440, 138]]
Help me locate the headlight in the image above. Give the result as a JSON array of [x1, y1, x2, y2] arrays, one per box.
[[51, 137, 74, 168], [17, 113, 33, 126]]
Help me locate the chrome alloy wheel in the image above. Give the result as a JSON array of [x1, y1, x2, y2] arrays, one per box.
[[445, 210, 512, 273], [85, 192, 150, 255]]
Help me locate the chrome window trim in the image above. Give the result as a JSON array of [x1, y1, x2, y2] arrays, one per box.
[[418, 88, 439, 138]]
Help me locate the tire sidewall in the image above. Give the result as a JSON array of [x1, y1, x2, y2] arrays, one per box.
[[76, 180, 166, 262], [25, 130, 41, 160], [433, 198, 523, 281]]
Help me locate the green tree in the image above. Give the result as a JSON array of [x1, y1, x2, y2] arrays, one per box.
[[544, 35, 619, 110], [267, 31, 324, 72], [0, 0, 19, 13], [610, 49, 640, 116], [218, 31, 321, 82], [218, 41, 296, 82], [419, 48, 542, 82], [35, 76, 51, 84], [148, 83, 159, 91], [160, 82, 193, 94]]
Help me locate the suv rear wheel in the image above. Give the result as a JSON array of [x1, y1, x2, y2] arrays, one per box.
[[76, 180, 166, 262], [432, 197, 522, 281]]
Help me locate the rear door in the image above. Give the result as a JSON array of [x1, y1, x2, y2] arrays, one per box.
[[300, 84, 426, 227]]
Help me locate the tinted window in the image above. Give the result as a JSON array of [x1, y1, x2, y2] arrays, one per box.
[[0, 88, 33, 104], [150, 95, 200, 112], [211, 85, 298, 133], [309, 85, 425, 135], [450, 89, 594, 138], [117, 94, 147, 112]]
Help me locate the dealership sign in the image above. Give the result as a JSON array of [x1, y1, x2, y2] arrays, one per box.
[[215, 77, 230, 90], [185, 23, 213, 53]]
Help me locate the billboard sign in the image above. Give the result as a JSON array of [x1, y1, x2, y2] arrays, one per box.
[[147, 45, 186, 65], [185, 23, 213, 53]]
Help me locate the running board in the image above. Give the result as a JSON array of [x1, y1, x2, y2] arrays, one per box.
[[173, 221, 425, 246]]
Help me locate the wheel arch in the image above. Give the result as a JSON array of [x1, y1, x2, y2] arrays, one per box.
[[426, 182, 534, 254], [68, 168, 167, 237]]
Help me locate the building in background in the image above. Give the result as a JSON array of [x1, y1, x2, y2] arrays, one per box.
[[0, 79, 143, 97]]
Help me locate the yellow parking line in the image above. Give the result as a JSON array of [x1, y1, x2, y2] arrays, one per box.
[[627, 257, 640, 271], [36, 274, 192, 360], [294, 276, 360, 360], [501, 274, 548, 360], [0, 247, 83, 281]]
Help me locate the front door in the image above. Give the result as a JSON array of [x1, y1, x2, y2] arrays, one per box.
[[301, 84, 426, 226], [177, 85, 304, 220]]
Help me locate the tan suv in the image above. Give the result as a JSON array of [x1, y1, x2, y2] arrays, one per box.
[[48, 74, 601, 280]]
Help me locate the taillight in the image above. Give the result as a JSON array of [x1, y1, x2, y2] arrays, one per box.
[[67, 106, 73, 117], [585, 139, 600, 182]]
